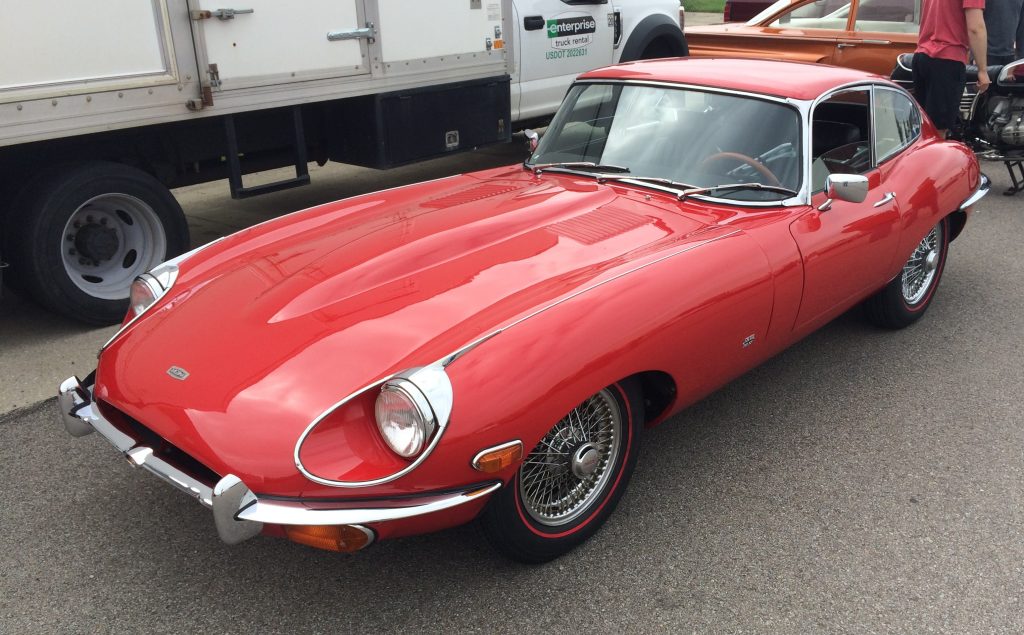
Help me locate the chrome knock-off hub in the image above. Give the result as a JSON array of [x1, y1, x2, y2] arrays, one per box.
[[571, 443, 601, 479]]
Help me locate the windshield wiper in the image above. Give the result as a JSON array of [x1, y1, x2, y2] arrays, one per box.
[[679, 182, 798, 201], [530, 162, 631, 175], [612, 176, 700, 191]]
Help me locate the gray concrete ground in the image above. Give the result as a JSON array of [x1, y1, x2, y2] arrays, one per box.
[[1, 162, 1022, 632]]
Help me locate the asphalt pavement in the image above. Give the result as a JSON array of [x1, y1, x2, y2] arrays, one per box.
[[1, 159, 1022, 632]]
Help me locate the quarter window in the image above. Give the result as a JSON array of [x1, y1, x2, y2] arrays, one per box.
[[873, 88, 921, 162]]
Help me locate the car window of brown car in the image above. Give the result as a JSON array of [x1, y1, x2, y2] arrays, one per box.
[[768, 0, 851, 30], [811, 88, 873, 192], [853, 0, 920, 33]]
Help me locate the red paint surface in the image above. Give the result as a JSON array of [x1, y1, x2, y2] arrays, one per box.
[[93, 61, 980, 542]]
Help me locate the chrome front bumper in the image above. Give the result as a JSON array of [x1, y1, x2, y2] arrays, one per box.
[[59, 376, 500, 546]]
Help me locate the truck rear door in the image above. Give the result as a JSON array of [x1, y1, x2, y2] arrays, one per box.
[[188, 0, 371, 91], [513, 0, 616, 121]]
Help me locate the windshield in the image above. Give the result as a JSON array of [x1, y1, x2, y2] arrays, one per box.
[[528, 83, 802, 202]]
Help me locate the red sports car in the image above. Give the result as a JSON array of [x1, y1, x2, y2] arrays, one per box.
[[60, 58, 988, 563]]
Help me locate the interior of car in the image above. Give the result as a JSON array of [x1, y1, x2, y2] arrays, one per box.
[[811, 91, 872, 191]]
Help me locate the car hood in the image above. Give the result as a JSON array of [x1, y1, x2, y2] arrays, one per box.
[[96, 167, 722, 492]]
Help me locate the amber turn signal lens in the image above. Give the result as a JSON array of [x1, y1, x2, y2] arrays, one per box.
[[472, 441, 523, 473], [283, 525, 374, 553]]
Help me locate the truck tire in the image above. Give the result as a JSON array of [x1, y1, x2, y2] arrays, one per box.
[[4, 161, 189, 325]]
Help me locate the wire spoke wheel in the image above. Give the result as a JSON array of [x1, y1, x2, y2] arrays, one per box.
[[863, 216, 950, 330], [901, 223, 943, 305], [518, 389, 622, 527]]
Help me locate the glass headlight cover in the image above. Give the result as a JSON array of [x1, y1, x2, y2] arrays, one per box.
[[374, 381, 437, 458], [128, 275, 162, 319]]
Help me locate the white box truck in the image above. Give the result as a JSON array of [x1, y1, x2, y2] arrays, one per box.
[[0, 0, 685, 323]]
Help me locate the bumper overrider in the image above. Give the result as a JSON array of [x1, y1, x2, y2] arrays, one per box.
[[58, 376, 500, 550]]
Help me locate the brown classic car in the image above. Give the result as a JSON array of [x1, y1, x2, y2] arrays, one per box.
[[686, 0, 920, 76]]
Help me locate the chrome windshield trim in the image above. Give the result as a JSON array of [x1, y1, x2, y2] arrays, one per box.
[[536, 79, 809, 206], [960, 173, 990, 210], [570, 78, 796, 104]]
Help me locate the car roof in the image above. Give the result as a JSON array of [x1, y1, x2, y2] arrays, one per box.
[[577, 57, 888, 101]]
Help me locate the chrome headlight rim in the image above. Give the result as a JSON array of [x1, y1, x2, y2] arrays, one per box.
[[294, 365, 454, 488], [375, 379, 437, 458], [101, 262, 179, 351], [99, 237, 225, 353]]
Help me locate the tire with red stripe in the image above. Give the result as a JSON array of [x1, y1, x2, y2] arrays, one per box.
[[480, 379, 643, 563], [864, 216, 950, 329]]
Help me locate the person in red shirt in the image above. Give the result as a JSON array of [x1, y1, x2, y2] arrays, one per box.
[[914, 0, 991, 137]]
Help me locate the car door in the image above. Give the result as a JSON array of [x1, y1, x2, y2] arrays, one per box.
[[790, 85, 907, 328], [513, 0, 616, 122], [833, 0, 920, 75]]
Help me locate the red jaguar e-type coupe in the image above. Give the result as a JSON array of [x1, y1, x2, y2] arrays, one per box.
[[59, 58, 988, 563]]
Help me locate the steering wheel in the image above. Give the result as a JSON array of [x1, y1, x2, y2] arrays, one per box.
[[698, 151, 781, 187]]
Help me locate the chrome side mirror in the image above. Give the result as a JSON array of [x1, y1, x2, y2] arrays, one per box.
[[525, 129, 539, 153], [819, 174, 868, 211]]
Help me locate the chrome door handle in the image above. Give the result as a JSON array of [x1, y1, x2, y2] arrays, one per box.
[[837, 42, 856, 48], [873, 192, 896, 207]]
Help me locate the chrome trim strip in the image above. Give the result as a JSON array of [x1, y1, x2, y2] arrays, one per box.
[[443, 229, 743, 367], [472, 440, 523, 471], [550, 79, 809, 206], [293, 365, 454, 488], [572, 78, 796, 105], [235, 482, 502, 526], [59, 377, 496, 544], [960, 173, 990, 210], [297, 230, 742, 488], [59, 375, 216, 507], [100, 236, 227, 353]]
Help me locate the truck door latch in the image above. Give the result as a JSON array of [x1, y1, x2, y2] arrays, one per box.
[[191, 8, 255, 21], [327, 22, 377, 43]]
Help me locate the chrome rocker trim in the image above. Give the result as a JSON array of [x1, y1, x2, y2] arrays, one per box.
[[59, 376, 501, 546]]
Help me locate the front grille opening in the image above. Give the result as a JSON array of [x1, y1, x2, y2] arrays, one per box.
[[96, 400, 221, 487]]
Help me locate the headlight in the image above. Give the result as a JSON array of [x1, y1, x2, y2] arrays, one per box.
[[374, 380, 436, 458], [128, 275, 162, 319]]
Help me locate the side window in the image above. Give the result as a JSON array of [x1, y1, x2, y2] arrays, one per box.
[[853, 0, 920, 33], [810, 88, 872, 192], [874, 88, 921, 162], [768, 0, 852, 30]]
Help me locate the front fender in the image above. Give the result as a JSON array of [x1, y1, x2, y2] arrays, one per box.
[[442, 229, 775, 485], [618, 14, 689, 62]]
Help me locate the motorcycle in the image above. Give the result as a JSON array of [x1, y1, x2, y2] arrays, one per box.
[[891, 53, 1024, 195]]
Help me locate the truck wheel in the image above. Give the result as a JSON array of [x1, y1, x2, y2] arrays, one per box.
[[5, 162, 189, 325]]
